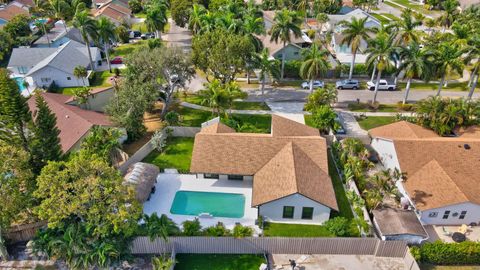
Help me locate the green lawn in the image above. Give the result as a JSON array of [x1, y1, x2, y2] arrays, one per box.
[[142, 137, 194, 173], [380, 13, 401, 22], [348, 103, 399, 112], [420, 265, 480, 270], [263, 222, 334, 237], [371, 13, 391, 24], [356, 116, 398, 130], [111, 40, 148, 57], [89, 70, 112, 87], [328, 152, 354, 219], [131, 22, 147, 32], [181, 94, 271, 110], [174, 106, 272, 133], [398, 81, 479, 92], [174, 254, 265, 270], [304, 115, 314, 128]]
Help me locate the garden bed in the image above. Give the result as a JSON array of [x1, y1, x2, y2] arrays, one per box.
[[142, 137, 194, 173], [174, 254, 265, 270]]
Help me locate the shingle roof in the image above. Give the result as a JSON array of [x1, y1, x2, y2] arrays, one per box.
[[25, 40, 97, 76], [200, 122, 236, 134], [8, 47, 58, 68], [191, 115, 337, 209], [373, 208, 427, 237], [93, 1, 131, 22], [257, 33, 304, 56], [369, 121, 439, 139], [0, 4, 28, 21], [28, 92, 112, 152]]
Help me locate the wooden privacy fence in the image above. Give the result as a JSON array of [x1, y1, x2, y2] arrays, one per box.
[[131, 237, 408, 258]]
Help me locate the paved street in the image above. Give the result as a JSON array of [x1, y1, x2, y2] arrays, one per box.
[[246, 88, 479, 104]]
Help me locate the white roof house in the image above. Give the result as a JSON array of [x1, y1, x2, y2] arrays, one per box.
[[8, 40, 101, 89]]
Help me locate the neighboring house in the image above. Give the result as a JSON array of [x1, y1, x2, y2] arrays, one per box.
[[27, 92, 114, 153], [33, 21, 88, 48], [327, 8, 380, 64], [0, 3, 29, 26], [65, 86, 114, 112], [373, 208, 428, 244], [258, 33, 312, 61], [92, 0, 132, 25], [8, 40, 101, 88], [190, 115, 338, 225], [9, 0, 35, 9], [369, 121, 480, 226]]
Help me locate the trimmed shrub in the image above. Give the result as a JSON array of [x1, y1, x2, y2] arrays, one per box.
[[418, 241, 480, 265], [324, 217, 350, 237], [182, 218, 202, 236], [204, 222, 231, 236], [284, 60, 302, 79], [233, 224, 253, 238]]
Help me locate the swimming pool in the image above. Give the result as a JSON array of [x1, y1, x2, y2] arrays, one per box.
[[170, 191, 245, 218], [0, 18, 6, 25], [13, 77, 27, 91]]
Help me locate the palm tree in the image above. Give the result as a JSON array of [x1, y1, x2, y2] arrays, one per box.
[[199, 80, 227, 116], [299, 43, 330, 93], [433, 42, 464, 96], [188, 4, 205, 34], [144, 213, 179, 241], [253, 48, 280, 96], [152, 255, 176, 270], [339, 17, 374, 80], [316, 13, 328, 34], [96, 17, 116, 72], [465, 35, 480, 99], [365, 32, 395, 104], [73, 65, 88, 86], [73, 11, 98, 71], [395, 9, 422, 45], [270, 8, 302, 79], [438, 0, 459, 31], [145, 2, 168, 39], [424, 18, 437, 35], [34, 19, 50, 47], [242, 15, 265, 52], [397, 42, 430, 104], [49, 0, 70, 32]]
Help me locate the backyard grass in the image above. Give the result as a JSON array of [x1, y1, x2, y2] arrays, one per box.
[[174, 254, 265, 270], [56, 71, 113, 95], [262, 222, 334, 237], [328, 152, 354, 219], [181, 94, 271, 110], [111, 40, 148, 57], [142, 137, 194, 173], [419, 265, 480, 270], [370, 13, 391, 24], [356, 116, 398, 130], [304, 115, 314, 128], [398, 81, 479, 92], [380, 13, 401, 22]]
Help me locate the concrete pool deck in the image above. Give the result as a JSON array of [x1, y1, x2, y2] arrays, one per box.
[[143, 172, 259, 230]]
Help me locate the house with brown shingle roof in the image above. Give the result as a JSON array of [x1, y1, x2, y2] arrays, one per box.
[[28, 92, 116, 153], [92, 0, 132, 25], [190, 115, 338, 225], [369, 121, 480, 226]]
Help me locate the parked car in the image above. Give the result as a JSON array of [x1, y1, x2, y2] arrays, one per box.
[[141, 33, 155, 39], [111, 57, 123, 64], [367, 79, 397, 91], [336, 79, 360, 90], [301, 80, 324, 89], [129, 30, 141, 39]]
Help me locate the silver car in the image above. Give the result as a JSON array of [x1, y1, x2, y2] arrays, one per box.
[[336, 79, 360, 90], [301, 80, 324, 89]]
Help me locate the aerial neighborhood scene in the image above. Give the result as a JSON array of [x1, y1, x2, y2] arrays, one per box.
[[1, 0, 480, 267]]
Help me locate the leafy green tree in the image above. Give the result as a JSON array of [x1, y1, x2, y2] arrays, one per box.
[[73, 65, 88, 86], [143, 213, 180, 241], [192, 29, 255, 83], [270, 9, 302, 79], [397, 42, 430, 104], [365, 32, 395, 104], [0, 30, 13, 62], [73, 11, 98, 71], [303, 86, 337, 111], [188, 4, 206, 34], [253, 48, 280, 95], [394, 9, 422, 45], [3, 15, 32, 46], [310, 105, 338, 134], [49, 0, 70, 32], [432, 42, 464, 96], [199, 80, 227, 115], [116, 25, 130, 43], [34, 152, 142, 237], [129, 0, 143, 13], [339, 17, 373, 80], [0, 69, 32, 155], [324, 217, 351, 236], [31, 93, 62, 172], [72, 86, 91, 109], [80, 126, 121, 164], [96, 17, 117, 72], [145, 0, 168, 39], [300, 43, 331, 93], [171, 0, 192, 27]]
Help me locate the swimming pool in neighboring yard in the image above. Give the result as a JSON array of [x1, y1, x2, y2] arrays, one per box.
[[0, 18, 6, 26], [13, 77, 27, 91], [170, 191, 245, 218]]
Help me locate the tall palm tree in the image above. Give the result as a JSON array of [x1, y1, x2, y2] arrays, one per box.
[[339, 17, 374, 80], [395, 9, 422, 45], [73, 65, 88, 86], [73, 11, 98, 71], [253, 48, 280, 96], [433, 42, 464, 96], [199, 80, 226, 116], [465, 35, 480, 99], [365, 32, 395, 104], [96, 17, 116, 72], [397, 42, 430, 104], [438, 0, 459, 31], [145, 2, 168, 39], [188, 4, 206, 34], [316, 13, 328, 34], [242, 15, 265, 52], [49, 0, 70, 32], [299, 43, 331, 93], [270, 8, 302, 79]]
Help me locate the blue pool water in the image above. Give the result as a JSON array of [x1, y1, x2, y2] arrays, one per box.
[[0, 18, 6, 26], [170, 191, 245, 218], [13, 77, 27, 91]]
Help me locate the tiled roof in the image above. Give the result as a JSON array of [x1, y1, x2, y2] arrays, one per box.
[[28, 92, 112, 152], [191, 115, 336, 209]]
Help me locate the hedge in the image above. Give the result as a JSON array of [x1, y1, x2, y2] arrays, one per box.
[[412, 241, 480, 265], [284, 60, 302, 79]]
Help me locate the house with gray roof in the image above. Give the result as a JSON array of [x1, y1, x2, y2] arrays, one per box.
[[8, 40, 101, 88]]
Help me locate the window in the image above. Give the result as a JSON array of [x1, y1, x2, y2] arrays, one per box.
[[443, 211, 450, 219], [204, 174, 219, 179], [293, 52, 299, 55], [459, 211, 467, 219], [41, 78, 51, 83], [282, 206, 294, 219], [428, 212, 438, 218], [301, 207, 314, 220], [67, 77, 71, 80], [228, 175, 243, 180]]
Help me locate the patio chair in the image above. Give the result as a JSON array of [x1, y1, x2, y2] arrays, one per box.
[[458, 224, 468, 234], [442, 226, 452, 236]]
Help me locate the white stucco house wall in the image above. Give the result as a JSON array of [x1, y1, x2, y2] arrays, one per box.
[[369, 121, 480, 226], [8, 40, 101, 89]]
